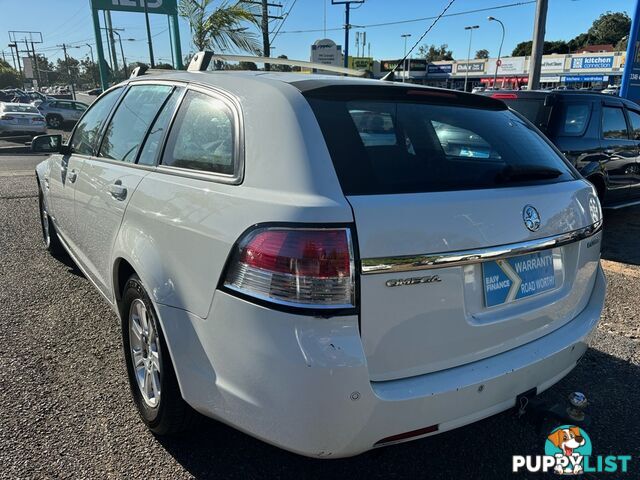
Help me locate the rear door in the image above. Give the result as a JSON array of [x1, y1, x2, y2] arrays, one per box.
[[600, 102, 635, 202], [306, 87, 601, 381], [624, 108, 640, 199], [48, 87, 124, 247], [73, 83, 177, 298]]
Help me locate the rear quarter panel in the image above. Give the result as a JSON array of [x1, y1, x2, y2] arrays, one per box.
[[112, 78, 353, 319]]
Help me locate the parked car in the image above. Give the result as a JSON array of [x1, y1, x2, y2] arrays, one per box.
[[33, 70, 605, 458], [486, 90, 640, 208], [37, 100, 89, 128], [86, 88, 103, 96], [601, 85, 620, 96], [0, 102, 47, 138], [471, 86, 485, 94]]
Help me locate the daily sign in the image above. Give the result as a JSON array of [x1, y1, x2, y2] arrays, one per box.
[[91, 0, 178, 15]]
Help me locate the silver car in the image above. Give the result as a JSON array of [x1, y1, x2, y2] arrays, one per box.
[[32, 60, 605, 458], [37, 100, 88, 128], [0, 102, 47, 138]]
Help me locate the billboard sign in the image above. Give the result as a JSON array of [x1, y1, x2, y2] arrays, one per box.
[[428, 63, 452, 74], [487, 57, 526, 75], [90, 0, 177, 14], [456, 62, 485, 73], [570, 56, 614, 70], [22, 57, 34, 79]]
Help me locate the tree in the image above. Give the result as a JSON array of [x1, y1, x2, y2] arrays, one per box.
[[272, 54, 291, 72], [0, 60, 21, 89], [475, 49, 489, 59], [417, 44, 453, 62], [587, 12, 631, 45], [179, 0, 261, 55], [55, 56, 80, 85], [238, 61, 257, 70], [511, 40, 569, 56]]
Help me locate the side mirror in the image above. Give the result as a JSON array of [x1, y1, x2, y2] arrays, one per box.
[[31, 134, 66, 154]]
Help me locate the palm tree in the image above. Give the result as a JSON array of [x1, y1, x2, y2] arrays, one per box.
[[179, 0, 261, 55]]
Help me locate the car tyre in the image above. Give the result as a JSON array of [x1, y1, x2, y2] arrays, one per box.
[[46, 114, 62, 129], [38, 187, 64, 257], [121, 275, 195, 435]]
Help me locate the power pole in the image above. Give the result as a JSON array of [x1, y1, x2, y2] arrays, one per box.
[[143, 0, 155, 67], [240, 1, 283, 70], [59, 44, 77, 100], [527, 0, 548, 91], [105, 10, 119, 72], [30, 41, 42, 87], [331, 1, 364, 69]]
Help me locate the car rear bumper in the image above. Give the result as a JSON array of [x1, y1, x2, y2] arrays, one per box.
[[156, 264, 605, 458], [0, 124, 47, 136]]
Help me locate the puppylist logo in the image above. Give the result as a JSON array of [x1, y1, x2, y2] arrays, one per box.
[[513, 425, 632, 475]]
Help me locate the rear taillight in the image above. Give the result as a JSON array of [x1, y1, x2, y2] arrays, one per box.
[[0, 115, 15, 120], [224, 227, 355, 309], [32, 116, 45, 123], [491, 93, 518, 99]]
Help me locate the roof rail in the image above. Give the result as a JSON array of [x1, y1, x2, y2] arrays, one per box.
[[129, 66, 178, 78], [187, 52, 366, 77]]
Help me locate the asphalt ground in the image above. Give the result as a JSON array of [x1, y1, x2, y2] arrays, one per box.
[[0, 171, 638, 479]]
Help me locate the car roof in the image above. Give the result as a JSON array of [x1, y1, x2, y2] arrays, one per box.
[[128, 70, 506, 110], [482, 89, 638, 108]]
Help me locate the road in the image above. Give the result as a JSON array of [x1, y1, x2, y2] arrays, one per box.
[[0, 168, 638, 479]]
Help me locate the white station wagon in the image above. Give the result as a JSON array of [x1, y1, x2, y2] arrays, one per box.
[[34, 54, 605, 458]]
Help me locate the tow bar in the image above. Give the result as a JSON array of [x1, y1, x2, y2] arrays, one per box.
[[516, 389, 590, 434]]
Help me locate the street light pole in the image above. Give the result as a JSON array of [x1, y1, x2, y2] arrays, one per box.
[[401, 33, 411, 83], [464, 25, 479, 92], [112, 31, 130, 78], [85, 43, 97, 87], [488, 16, 505, 89]]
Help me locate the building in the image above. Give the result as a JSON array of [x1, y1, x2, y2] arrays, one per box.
[[373, 51, 626, 90]]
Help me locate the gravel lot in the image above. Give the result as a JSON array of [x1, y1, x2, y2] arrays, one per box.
[[0, 173, 638, 479]]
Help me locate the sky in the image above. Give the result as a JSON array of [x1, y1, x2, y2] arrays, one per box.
[[0, 0, 634, 69]]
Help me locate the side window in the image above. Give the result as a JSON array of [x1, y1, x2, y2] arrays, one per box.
[[162, 90, 236, 175], [74, 103, 88, 112], [57, 101, 72, 110], [602, 107, 629, 140], [98, 84, 173, 163], [628, 110, 640, 141], [137, 88, 183, 166], [70, 87, 123, 156], [560, 103, 591, 135]]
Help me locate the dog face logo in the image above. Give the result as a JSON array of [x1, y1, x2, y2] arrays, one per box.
[[545, 425, 592, 475]]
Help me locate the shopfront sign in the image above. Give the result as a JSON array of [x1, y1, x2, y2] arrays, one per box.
[[380, 59, 427, 72], [570, 56, 614, 70], [456, 62, 485, 73], [428, 63, 452, 74], [487, 57, 526, 75], [562, 74, 609, 83], [541, 56, 565, 72]]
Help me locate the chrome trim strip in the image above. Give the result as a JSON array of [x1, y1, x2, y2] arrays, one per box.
[[360, 222, 603, 275]]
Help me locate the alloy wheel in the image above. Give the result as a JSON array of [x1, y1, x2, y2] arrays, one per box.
[[128, 298, 162, 408]]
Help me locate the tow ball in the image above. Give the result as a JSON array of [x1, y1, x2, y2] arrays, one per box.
[[515, 389, 590, 434]]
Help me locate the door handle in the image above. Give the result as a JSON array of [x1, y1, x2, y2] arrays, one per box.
[[68, 169, 78, 183], [109, 182, 127, 201]]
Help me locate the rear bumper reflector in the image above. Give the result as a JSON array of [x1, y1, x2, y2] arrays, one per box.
[[374, 424, 439, 446]]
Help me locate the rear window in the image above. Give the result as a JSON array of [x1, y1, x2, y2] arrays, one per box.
[[306, 93, 576, 196], [501, 98, 549, 128], [3, 104, 38, 113]]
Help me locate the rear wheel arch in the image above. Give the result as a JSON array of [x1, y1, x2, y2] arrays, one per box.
[[113, 257, 137, 305], [585, 174, 606, 203]]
